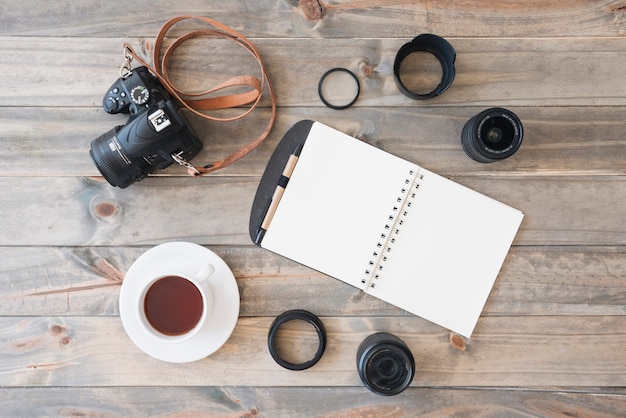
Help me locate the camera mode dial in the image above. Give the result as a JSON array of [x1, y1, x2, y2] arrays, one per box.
[[102, 67, 167, 115], [131, 86, 149, 105]]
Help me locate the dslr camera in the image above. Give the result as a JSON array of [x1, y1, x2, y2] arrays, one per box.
[[90, 66, 202, 188]]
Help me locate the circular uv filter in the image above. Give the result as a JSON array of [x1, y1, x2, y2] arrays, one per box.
[[318, 68, 360, 110]]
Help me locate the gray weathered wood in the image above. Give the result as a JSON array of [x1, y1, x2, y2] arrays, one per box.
[[1, 315, 625, 387], [1, 107, 625, 177], [1, 387, 625, 417], [0, 246, 624, 318], [3, 37, 626, 107], [1, 0, 626, 38], [0, 176, 623, 246], [1, 0, 625, 414]]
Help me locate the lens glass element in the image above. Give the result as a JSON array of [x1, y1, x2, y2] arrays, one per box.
[[356, 332, 415, 396], [479, 116, 515, 151], [366, 348, 411, 391]]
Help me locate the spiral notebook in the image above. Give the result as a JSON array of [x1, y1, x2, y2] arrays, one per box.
[[250, 120, 523, 337]]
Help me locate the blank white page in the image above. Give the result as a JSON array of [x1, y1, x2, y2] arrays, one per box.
[[261, 121, 523, 338], [367, 168, 524, 337], [261, 122, 418, 289]]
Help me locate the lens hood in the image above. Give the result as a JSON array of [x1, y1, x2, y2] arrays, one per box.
[[461, 107, 524, 163], [356, 332, 415, 396], [393, 34, 456, 100]]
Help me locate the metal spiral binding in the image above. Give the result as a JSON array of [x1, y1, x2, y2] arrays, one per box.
[[362, 168, 422, 288]]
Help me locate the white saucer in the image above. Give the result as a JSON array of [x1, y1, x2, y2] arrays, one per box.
[[119, 242, 240, 363]]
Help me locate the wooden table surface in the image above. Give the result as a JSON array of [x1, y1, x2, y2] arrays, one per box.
[[2, 1, 626, 416]]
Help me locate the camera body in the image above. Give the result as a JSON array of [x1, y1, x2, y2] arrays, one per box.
[[102, 66, 168, 116], [90, 66, 202, 188]]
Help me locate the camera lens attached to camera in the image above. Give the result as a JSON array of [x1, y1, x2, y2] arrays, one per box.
[[356, 332, 415, 396], [89, 126, 153, 188], [90, 66, 202, 188], [461, 107, 524, 163]]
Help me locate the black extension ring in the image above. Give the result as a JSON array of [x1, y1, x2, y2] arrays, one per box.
[[318, 68, 360, 110], [393, 33, 456, 100], [268, 309, 327, 370]]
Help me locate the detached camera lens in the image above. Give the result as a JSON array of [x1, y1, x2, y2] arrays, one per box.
[[461, 108, 523, 163], [356, 332, 415, 396]]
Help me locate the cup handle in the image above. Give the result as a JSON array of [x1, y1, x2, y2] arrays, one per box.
[[196, 263, 216, 283]]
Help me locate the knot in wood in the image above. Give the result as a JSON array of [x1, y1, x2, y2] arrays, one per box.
[[450, 333, 467, 351], [90, 197, 123, 224], [50, 324, 72, 347], [49, 324, 66, 335], [299, 0, 326, 21], [96, 202, 116, 217]]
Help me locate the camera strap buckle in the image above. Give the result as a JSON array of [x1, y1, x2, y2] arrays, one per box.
[[171, 151, 200, 176], [119, 46, 134, 79]]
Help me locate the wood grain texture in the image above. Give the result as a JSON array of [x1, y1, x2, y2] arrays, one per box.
[[1, 0, 625, 414], [0, 387, 625, 418], [1, 315, 625, 387], [0, 246, 624, 318], [4, 37, 626, 107], [1, 107, 626, 177], [0, 176, 623, 246], [1, 0, 626, 37], [0, 387, 625, 417]]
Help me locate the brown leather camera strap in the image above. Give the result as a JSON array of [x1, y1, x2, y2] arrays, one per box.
[[123, 15, 276, 176]]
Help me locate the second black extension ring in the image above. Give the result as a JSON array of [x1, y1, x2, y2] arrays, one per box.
[[318, 67, 361, 110], [268, 309, 327, 370]]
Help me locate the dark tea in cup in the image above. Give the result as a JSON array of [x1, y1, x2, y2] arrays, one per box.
[[144, 275, 204, 336]]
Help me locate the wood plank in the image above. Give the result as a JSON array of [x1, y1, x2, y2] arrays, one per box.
[[0, 176, 623, 246], [1, 315, 625, 387], [1, 0, 625, 38], [0, 386, 625, 417], [3, 37, 626, 107], [0, 0, 624, 413], [2, 107, 625, 178], [1, 246, 624, 318]]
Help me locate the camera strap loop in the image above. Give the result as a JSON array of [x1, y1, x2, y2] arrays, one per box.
[[122, 15, 277, 176], [171, 151, 200, 176], [119, 47, 134, 79]]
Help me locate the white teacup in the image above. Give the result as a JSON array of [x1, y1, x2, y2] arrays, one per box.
[[136, 264, 215, 343]]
